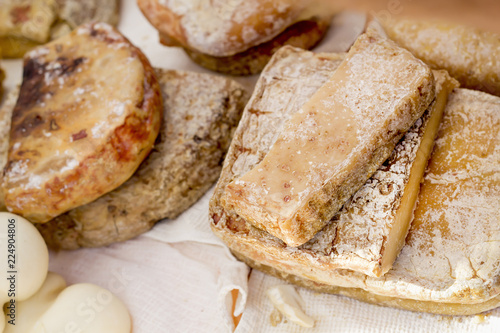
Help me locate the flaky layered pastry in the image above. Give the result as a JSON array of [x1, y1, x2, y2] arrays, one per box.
[[210, 47, 500, 314], [34, 69, 248, 249], [221, 30, 435, 247], [380, 18, 500, 97], [2, 22, 162, 223]]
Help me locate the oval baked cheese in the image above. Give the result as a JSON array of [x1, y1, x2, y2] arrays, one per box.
[[2, 22, 162, 223], [138, 0, 335, 57]]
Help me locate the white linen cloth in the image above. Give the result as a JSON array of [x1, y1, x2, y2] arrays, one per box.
[[50, 189, 250, 333], [2, 0, 499, 332]]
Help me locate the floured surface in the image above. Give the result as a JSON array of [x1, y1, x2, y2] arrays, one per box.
[[180, 17, 331, 76], [2, 22, 162, 222], [211, 45, 500, 306], [9, 2, 499, 331], [138, 0, 334, 56], [37, 69, 247, 249], [221, 31, 434, 246], [382, 19, 500, 97]]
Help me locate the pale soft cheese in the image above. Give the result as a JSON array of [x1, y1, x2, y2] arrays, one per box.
[[221, 30, 434, 246]]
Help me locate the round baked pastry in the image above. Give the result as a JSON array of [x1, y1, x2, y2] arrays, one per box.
[[138, 0, 334, 75], [2, 22, 163, 223]]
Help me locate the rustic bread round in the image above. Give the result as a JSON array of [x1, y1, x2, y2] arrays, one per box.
[[2, 22, 163, 223]]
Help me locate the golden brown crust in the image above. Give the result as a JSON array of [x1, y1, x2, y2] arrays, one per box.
[[180, 18, 330, 76], [2, 22, 162, 223]]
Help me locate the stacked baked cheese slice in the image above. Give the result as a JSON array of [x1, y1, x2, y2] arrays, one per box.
[[210, 30, 500, 314]]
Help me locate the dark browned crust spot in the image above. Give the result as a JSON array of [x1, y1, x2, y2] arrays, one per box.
[[181, 18, 331, 76], [71, 129, 87, 141], [11, 55, 87, 139]]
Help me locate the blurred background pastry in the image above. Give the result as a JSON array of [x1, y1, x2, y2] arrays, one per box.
[[137, 0, 335, 75]]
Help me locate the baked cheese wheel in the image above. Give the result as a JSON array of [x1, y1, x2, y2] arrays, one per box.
[[2, 22, 162, 223]]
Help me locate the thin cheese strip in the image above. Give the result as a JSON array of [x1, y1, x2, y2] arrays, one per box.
[[221, 30, 435, 246]]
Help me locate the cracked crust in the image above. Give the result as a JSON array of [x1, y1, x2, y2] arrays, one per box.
[[210, 46, 500, 312], [2, 22, 162, 223], [34, 69, 248, 249]]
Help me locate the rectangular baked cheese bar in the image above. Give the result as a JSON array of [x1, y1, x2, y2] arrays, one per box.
[[221, 30, 435, 246]]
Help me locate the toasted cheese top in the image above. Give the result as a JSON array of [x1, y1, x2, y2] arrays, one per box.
[[3, 22, 162, 222]]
